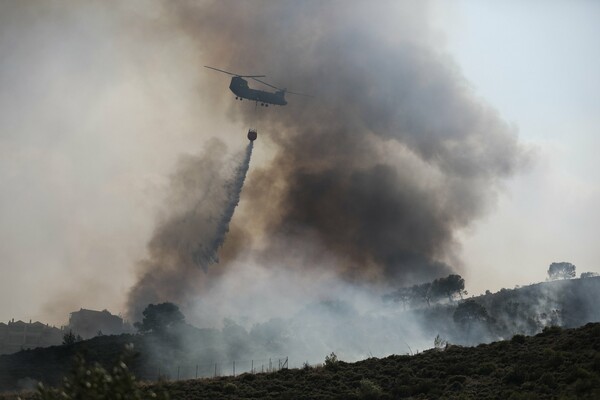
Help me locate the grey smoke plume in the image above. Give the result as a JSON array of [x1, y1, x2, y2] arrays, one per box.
[[127, 140, 253, 319], [162, 1, 527, 285], [127, 1, 528, 321]]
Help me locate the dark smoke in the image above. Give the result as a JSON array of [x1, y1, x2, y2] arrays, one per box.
[[127, 140, 253, 319], [164, 1, 527, 285], [127, 1, 527, 321]]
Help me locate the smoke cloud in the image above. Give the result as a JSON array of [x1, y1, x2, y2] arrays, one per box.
[[0, 0, 555, 367], [136, 0, 528, 294], [81, 0, 529, 329]]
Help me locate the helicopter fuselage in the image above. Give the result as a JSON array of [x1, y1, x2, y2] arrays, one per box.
[[229, 76, 287, 106]]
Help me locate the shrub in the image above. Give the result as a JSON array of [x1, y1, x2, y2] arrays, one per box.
[[223, 382, 237, 394], [503, 366, 527, 385], [448, 375, 467, 384], [34, 346, 168, 400], [240, 373, 256, 382], [391, 384, 412, 397], [477, 362, 496, 376], [356, 379, 383, 399], [507, 392, 538, 400], [538, 372, 556, 388], [592, 353, 600, 372], [61, 330, 82, 346], [412, 379, 434, 395], [511, 334, 526, 344], [446, 380, 463, 392], [543, 348, 564, 368], [434, 334, 448, 350], [324, 352, 339, 369], [540, 325, 562, 336]]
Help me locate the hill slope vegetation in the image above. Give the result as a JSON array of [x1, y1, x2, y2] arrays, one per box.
[[2, 323, 599, 399]]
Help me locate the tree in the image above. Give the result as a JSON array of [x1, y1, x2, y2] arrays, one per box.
[[62, 330, 83, 345], [433, 334, 448, 351], [580, 272, 598, 279], [383, 286, 412, 309], [385, 274, 467, 309], [324, 352, 339, 369], [412, 282, 433, 307], [134, 302, 185, 334], [453, 300, 489, 327], [62, 330, 77, 345], [432, 274, 466, 302], [547, 262, 576, 280]]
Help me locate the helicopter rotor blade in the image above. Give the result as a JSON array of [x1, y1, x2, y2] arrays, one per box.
[[251, 77, 313, 97], [251, 77, 282, 91], [285, 90, 314, 98], [204, 66, 265, 78]]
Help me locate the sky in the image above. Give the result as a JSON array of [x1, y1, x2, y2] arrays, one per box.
[[0, 1, 598, 326], [441, 1, 600, 293]]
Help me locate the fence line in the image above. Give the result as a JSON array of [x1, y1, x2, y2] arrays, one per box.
[[137, 356, 289, 382]]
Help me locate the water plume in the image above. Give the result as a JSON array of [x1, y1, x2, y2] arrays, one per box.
[[127, 139, 253, 319], [192, 141, 253, 269]]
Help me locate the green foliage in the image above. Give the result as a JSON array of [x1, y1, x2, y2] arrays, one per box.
[[453, 300, 489, 326], [33, 346, 168, 400], [540, 325, 562, 336], [324, 352, 338, 368], [434, 334, 448, 350], [222, 382, 237, 394], [538, 372, 556, 388], [385, 274, 466, 308], [134, 303, 185, 334], [62, 330, 77, 346], [511, 334, 526, 344], [4, 319, 600, 399], [477, 362, 497, 376], [503, 365, 527, 385], [356, 379, 383, 399], [432, 274, 466, 302], [548, 261, 576, 280]]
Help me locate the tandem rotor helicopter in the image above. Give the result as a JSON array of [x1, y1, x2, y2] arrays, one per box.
[[204, 66, 311, 141]]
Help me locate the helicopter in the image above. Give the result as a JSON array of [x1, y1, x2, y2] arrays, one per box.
[[204, 66, 310, 107]]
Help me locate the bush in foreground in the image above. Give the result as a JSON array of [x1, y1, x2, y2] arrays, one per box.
[[32, 346, 168, 400]]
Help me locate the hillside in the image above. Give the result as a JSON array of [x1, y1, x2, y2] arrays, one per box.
[[1, 277, 599, 395], [3, 323, 600, 399], [147, 323, 600, 399], [400, 276, 600, 347]]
